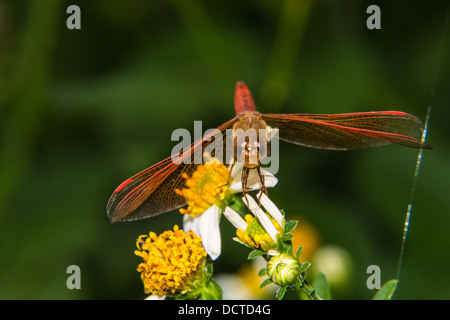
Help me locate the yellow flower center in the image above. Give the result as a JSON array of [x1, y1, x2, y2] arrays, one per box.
[[135, 225, 207, 296], [175, 158, 230, 217], [236, 213, 282, 252]]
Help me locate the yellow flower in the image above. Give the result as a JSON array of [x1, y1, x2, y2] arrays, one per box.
[[175, 158, 230, 218], [135, 225, 207, 296], [235, 214, 278, 252], [176, 156, 278, 260], [224, 192, 285, 252]]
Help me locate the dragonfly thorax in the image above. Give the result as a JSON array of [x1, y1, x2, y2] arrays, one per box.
[[232, 111, 270, 168]]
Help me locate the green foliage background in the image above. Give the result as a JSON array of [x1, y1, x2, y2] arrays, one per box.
[[0, 0, 448, 299]]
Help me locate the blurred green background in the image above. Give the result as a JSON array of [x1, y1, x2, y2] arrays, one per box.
[[0, 0, 449, 299]]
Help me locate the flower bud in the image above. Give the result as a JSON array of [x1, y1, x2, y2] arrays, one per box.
[[267, 251, 301, 287]]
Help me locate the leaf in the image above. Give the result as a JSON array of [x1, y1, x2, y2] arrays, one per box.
[[282, 233, 293, 241], [276, 239, 292, 254], [258, 268, 268, 277], [285, 220, 298, 233], [372, 279, 399, 300], [276, 286, 287, 300], [313, 272, 332, 300], [295, 246, 304, 259], [288, 245, 294, 255], [300, 261, 311, 273], [248, 250, 264, 260], [260, 278, 273, 288]]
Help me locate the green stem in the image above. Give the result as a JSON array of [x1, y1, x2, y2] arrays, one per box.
[[296, 276, 321, 300]]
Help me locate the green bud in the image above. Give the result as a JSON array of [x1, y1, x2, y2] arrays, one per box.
[[267, 252, 301, 287]]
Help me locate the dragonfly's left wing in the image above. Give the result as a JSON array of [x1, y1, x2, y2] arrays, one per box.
[[107, 117, 237, 223]]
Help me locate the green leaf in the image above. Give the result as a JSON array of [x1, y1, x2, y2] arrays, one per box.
[[276, 238, 292, 254], [285, 220, 298, 233], [258, 268, 268, 277], [295, 246, 304, 259], [283, 243, 293, 255], [313, 272, 332, 300], [260, 278, 273, 288], [300, 261, 311, 273], [275, 286, 287, 300], [372, 279, 399, 300], [282, 233, 293, 241], [248, 250, 264, 260]]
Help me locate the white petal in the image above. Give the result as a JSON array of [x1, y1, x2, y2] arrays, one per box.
[[229, 163, 244, 191], [145, 294, 165, 300], [229, 163, 244, 179], [199, 205, 222, 260], [257, 191, 284, 227], [229, 166, 278, 193], [267, 249, 279, 257], [259, 168, 278, 188], [223, 206, 247, 230], [183, 214, 200, 236], [242, 194, 259, 212], [182, 206, 222, 260], [242, 195, 279, 243], [243, 170, 264, 191]]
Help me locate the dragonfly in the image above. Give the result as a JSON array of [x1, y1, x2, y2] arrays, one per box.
[[107, 81, 431, 223]]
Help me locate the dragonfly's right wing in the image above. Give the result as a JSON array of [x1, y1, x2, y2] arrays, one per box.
[[263, 111, 431, 150]]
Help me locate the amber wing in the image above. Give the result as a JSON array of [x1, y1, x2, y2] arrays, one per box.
[[262, 111, 431, 150], [107, 118, 237, 223]]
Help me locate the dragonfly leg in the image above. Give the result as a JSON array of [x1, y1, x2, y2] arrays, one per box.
[[241, 166, 250, 204], [257, 165, 268, 196], [241, 166, 268, 208]]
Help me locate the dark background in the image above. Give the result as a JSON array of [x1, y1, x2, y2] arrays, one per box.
[[0, 0, 448, 299]]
